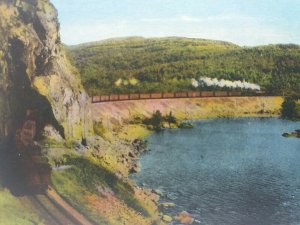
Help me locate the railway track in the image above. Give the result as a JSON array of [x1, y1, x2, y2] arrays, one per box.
[[19, 188, 95, 225], [21, 195, 71, 225]]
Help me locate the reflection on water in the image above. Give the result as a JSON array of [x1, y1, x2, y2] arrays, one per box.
[[133, 118, 300, 225]]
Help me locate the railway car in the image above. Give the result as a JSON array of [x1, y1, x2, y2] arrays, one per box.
[[92, 96, 101, 103], [242, 91, 255, 96], [151, 93, 163, 99], [100, 95, 110, 101], [214, 91, 228, 97], [163, 93, 175, 98], [24, 157, 51, 192], [119, 94, 130, 100], [187, 92, 201, 98], [129, 93, 140, 100], [91, 89, 266, 103], [140, 93, 151, 99], [109, 94, 119, 101], [200, 91, 214, 97], [175, 92, 188, 98], [228, 91, 242, 96], [14, 144, 51, 193]]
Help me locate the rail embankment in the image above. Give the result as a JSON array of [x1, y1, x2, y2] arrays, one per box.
[[93, 96, 282, 128]]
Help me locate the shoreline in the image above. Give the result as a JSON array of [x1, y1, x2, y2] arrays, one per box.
[[107, 97, 283, 223], [52, 96, 284, 225], [131, 117, 300, 224], [94, 97, 283, 222], [118, 114, 281, 143], [91, 97, 283, 186], [93, 96, 283, 141]]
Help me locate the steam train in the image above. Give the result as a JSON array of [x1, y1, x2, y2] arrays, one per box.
[[92, 90, 266, 103], [14, 118, 51, 193]]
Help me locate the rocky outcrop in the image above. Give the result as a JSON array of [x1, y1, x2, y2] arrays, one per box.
[[0, 0, 92, 143]]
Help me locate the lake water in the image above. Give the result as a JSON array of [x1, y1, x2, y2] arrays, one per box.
[[132, 118, 300, 225]]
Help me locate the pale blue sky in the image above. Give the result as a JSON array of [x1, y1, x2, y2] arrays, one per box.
[[51, 0, 300, 46]]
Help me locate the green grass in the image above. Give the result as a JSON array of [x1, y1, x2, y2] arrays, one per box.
[[52, 167, 108, 225], [93, 121, 107, 137], [0, 188, 44, 225], [52, 155, 150, 224]]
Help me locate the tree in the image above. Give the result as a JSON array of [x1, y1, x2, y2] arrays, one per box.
[[69, 38, 300, 96], [151, 110, 163, 131], [281, 97, 299, 119], [164, 111, 177, 128]]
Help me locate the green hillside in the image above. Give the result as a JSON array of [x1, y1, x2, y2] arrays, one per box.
[[67, 37, 300, 96]]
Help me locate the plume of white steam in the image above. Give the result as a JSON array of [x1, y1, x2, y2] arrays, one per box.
[[192, 77, 260, 91], [191, 78, 199, 88]]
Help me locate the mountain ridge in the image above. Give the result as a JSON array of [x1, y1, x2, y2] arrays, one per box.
[[68, 37, 300, 95], [68, 36, 240, 48], [68, 36, 300, 49]]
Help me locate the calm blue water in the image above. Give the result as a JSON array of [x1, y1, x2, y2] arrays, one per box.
[[132, 118, 300, 225]]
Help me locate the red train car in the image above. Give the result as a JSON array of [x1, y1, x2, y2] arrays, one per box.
[[92, 96, 101, 103], [188, 92, 201, 98], [151, 93, 163, 99], [242, 92, 253, 96], [228, 91, 242, 97], [175, 92, 188, 98], [129, 93, 140, 100], [101, 95, 110, 101], [91, 90, 263, 103], [201, 91, 214, 97], [214, 91, 228, 97], [163, 93, 175, 98], [140, 93, 151, 99], [25, 157, 51, 192], [119, 94, 130, 100], [109, 94, 119, 101]]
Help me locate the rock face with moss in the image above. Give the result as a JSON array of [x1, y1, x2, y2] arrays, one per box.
[[0, 0, 92, 142]]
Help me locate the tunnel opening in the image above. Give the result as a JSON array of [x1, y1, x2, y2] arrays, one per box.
[[0, 37, 64, 196]]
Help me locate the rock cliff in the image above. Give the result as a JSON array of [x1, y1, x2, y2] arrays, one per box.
[[0, 0, 92, 143]]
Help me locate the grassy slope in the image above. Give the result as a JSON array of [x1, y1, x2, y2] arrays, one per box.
[[68, 37, 300, 95], [51, 154, 161, 225], [0, 186, 43, 225], [44, 135, 161, 225]]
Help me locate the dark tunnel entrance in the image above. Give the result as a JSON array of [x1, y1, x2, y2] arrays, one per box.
[[0, 37, 65, 196]]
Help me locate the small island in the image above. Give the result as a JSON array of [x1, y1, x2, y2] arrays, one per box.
[[283, 129, 300, 138]]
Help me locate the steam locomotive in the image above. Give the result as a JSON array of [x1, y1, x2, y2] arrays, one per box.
[[14, 115, 51, 193]]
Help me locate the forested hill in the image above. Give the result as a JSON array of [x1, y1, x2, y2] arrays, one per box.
[[67, 37, 300, 96]]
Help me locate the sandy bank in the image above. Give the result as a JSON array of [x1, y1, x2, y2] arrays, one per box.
[[92, 97, 283, 131]]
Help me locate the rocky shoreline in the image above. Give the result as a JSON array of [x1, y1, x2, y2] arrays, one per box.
[[88, 96, 284, 224]]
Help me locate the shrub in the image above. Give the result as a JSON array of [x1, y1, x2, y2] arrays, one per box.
[[281, 97, 300, 120], [164, 111, 177, 128], [143, 110, 163, 131], [93, 121, 106, 137]]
